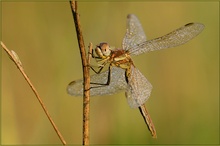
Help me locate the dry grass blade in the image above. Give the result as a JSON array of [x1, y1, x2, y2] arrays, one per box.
[[1, 41, 66, 145]]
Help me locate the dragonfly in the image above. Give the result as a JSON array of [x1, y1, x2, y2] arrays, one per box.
[[67, 14, 204, 138]]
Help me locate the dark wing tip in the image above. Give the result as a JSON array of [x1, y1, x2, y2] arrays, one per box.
[[185, 22, 205, 29], [68, 80, 76, 86], [127, 14, 137, 19], [185, 22, 194, 26], [127, 14, 132, 19]]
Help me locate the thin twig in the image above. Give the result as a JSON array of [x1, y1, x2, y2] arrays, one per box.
[[1, 41, 66, 145], [69, 1, 90, 145]]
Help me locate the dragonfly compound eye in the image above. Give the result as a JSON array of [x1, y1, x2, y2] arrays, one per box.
[[100, 43, 111, 56], [95, 46, 104, 57]]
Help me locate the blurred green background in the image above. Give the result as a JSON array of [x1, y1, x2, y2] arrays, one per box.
[[1, 1, 219, 145]]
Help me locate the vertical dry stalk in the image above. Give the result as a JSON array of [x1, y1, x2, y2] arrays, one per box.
[[1, 41, 66, 145], [69, 1, 90, 145]]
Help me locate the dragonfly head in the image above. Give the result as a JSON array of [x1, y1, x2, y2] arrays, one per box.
[[95, 42, 111, 58]]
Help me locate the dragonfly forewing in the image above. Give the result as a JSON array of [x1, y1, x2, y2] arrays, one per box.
[[122, 14, 147, 52], [67, 66, 127, 96], [126, 65, 153, 108], [128, 22, 205, 55]]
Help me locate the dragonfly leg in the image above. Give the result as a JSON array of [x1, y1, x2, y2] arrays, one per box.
[[89, 49, 99, 59], [89, 64, 112, 89], [89, 49, 104, 62], [88, 49, 109, 74], [90, 65, 104, 74], [89, 59, 109, 74]]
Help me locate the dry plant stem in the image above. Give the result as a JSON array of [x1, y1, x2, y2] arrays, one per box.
[[1, 41, 66, 145], [69, 1, 90, 145]]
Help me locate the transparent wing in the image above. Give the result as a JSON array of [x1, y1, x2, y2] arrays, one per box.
[[122, 14, 147, 51], [67, 66, 127, 97], [129, 22, 205, 56], [125, 65, 153, 108]]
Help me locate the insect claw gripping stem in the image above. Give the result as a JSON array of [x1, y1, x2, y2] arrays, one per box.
[[88, 51, 92, 56]]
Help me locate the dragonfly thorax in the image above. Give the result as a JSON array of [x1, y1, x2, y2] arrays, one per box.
[[95, 42, 111, 58]]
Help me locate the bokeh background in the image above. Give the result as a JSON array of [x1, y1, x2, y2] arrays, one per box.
[[1, 1, 219, 145]]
